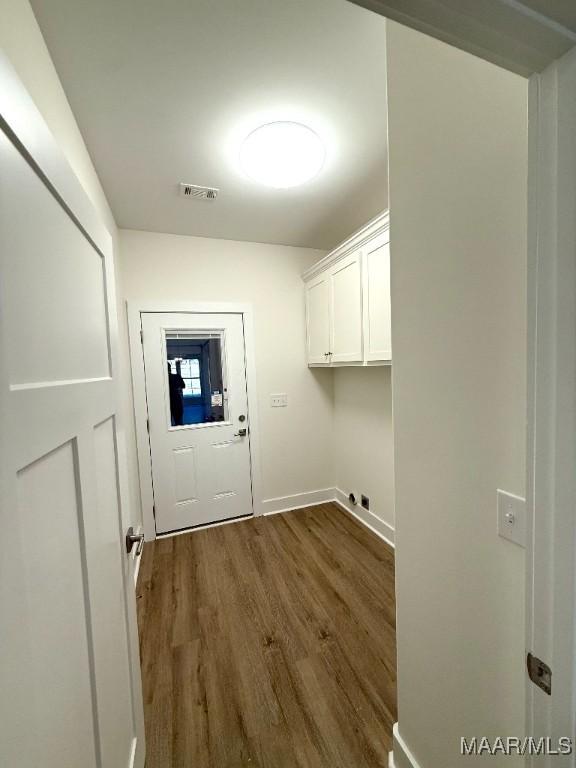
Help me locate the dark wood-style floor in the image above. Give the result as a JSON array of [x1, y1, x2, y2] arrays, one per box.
[[136, 502, 397, 768]]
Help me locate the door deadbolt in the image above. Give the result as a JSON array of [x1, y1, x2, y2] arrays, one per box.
[[238, 414, 246, 422]]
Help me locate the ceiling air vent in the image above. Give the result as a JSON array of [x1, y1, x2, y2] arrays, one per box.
[[179, 182, 219, 200]]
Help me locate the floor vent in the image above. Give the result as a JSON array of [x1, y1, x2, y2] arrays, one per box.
[[179, 183, 219, 200]]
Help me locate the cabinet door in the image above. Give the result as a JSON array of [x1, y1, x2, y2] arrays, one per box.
[[305, 273, 330, 364], [363, 235, 392, 362], [330, 251, 363, 363]]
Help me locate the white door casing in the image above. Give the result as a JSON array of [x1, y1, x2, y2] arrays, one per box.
[[0, 53, 144, 768], [141, 312, 254, 534], [526, 46, 576, 764]]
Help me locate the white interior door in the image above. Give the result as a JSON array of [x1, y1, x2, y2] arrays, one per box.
[[141, 312, 253, 534], [0, 103, 144, 766]]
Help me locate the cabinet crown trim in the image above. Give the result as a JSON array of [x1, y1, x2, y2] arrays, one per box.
[[302, 209, 389, 282]]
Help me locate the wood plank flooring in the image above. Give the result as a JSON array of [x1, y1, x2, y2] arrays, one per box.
[[136, 502, 396, 768]]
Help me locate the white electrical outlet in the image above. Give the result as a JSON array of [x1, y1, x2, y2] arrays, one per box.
[[497, 489, 526, 547], [270, 393, 288, 407]]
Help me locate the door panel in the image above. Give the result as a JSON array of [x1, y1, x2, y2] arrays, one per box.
[[305, 274, 330, 364], [141, 312, 253, 534], [0, 121, 143, 767], [3, 141, 110, 385], [173, 445, 199, 504], [15, 441, 97, 768], [330, 251, 363, 363]]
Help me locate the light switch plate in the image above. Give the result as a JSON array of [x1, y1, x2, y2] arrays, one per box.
[[497, 489, 526, 547], [270, 393, 288, 408]]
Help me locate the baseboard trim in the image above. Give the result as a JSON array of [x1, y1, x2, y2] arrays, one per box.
[[262, 488, 336, 516], [390, 723, 422, 768], [334, 488, 395, 548]]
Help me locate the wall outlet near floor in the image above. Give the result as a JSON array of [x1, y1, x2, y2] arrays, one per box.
[[270, 393, 288, 407], [497, 489, 526, 547], [361, 494, 370, 511]]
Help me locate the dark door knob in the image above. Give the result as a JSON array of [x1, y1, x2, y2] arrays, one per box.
[[126, 527, 144, 556]]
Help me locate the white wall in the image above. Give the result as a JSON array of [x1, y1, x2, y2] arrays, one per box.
[[0, 0, 142, 534], [386, 20, 527, 768], [333, 367, 394, 541], [119, 229, 334, 511]]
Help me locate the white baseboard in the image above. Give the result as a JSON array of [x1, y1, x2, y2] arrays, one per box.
[[390, 723, 423, 768], [261, 488, 336, 516], [261, 488, 396, 548], [334, 488, 395, 548]]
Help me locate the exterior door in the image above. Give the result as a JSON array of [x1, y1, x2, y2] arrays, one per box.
[[0, 91, 144, 766], [141, 312, 253, 534]]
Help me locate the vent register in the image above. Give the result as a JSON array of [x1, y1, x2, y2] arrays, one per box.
[[179, 182, 219, 200]]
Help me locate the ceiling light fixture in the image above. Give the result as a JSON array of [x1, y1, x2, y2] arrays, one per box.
[[240, 121, 326, 188]]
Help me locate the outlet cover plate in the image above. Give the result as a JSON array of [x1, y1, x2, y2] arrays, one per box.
[[497, 489, 526, 548], [270, 393, 288, 408]]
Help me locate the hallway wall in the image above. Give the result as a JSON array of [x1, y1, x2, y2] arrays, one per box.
[[386, 20, 527, 768]]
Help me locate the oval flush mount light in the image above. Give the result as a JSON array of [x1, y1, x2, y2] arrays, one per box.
[[240, 121, 326, 188]]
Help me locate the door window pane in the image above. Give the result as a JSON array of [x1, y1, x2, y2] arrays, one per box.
[[165, 332, 226, 427]]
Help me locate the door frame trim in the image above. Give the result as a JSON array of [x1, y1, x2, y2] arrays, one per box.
[[525, 47, 576, 757], [127, 301, 263, 540]]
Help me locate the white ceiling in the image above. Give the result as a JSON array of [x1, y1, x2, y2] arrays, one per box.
[[30, 0, 389, 250]]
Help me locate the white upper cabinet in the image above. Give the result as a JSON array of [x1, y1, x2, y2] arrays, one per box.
[[329, 250, 363, 363], [305, 272, 331, 364], [303, 211, 391, 367], [363, 234, 391, 362]]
